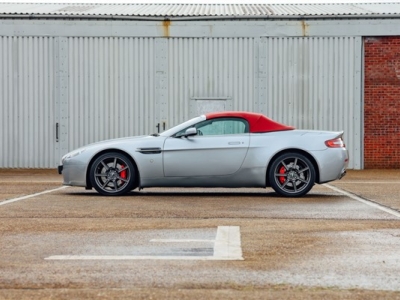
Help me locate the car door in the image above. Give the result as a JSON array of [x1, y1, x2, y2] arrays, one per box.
[[163, 118, 250, 177]]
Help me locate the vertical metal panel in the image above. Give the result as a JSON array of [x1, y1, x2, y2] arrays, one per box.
[[66, 37, 157, 151], [165, 37, 256, 127], [56, 37, 69, 164], [260, 37, 362, 169], [0, 36, 56, 168], [155, 39, 168, 133]]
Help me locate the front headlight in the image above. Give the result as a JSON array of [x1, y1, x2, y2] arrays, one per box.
[[61, 148, 86, 163]]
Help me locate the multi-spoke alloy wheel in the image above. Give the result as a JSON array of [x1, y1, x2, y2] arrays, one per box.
[[89, 152, 136, 196], [269, 152, 315, 197]]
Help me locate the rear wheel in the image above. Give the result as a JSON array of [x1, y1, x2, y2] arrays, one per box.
[[269, 152, 315, 197], [89, 152, 136, 196]]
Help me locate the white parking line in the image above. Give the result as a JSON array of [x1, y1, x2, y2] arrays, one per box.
[[0, 186, 69, 206], [45, 226, 244, 261], [45, 255, 240, 261], [214, 226, 243, 259], [324, 184, 400, 218], [150, 239, 215, 243], [1, 181, 62, 183]]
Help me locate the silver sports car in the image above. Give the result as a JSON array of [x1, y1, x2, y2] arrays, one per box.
[[58, 111, 348, 197]]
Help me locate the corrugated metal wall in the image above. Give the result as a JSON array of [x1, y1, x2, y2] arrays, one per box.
[[0, 36, 57, 168], [164, 36, 362, 168], [66, 37, 257, 150], [0, 35, 362, 169], [258, 37, 362, 169], [165, 38, 256, 125], [66, 37, 158, 151]]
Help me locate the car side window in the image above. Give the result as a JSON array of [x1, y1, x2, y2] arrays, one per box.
[[176, 118, 249, 137]]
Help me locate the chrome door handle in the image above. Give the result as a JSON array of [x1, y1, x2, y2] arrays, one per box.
[[228, 141, 241, 145]]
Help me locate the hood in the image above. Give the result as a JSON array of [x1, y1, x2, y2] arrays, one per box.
[[86, 135, 148, 148]]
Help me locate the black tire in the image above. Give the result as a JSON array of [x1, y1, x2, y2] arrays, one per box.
[[269, 152, 315, 197], [89, 152, 136, 196]]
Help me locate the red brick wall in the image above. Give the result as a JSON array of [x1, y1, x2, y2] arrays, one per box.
[[364, 37, 400, 168]]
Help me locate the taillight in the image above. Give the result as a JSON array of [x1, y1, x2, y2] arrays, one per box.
[[325, 138, 345, 148]]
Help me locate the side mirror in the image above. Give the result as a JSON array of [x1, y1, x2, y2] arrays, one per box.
[[184, 127, 197, 137]]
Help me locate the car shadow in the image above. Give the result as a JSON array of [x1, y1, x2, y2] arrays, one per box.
[[64, 190, 340, 199]]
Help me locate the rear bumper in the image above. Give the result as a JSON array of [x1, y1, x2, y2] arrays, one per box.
[[339, 168, 347, 180], [314, 148, 348, 183]]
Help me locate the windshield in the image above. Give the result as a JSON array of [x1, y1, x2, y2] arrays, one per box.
[[160, 116, 206, 137]]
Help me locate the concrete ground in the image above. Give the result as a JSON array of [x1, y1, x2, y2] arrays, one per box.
[[0, 169, 400, 299]]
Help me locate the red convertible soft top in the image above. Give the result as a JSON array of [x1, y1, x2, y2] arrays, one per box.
[[205, 111, 295, 133]]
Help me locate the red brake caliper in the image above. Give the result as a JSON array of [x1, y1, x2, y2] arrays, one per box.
[[279, 166, 286, 184], [120, 165, 127, 179]]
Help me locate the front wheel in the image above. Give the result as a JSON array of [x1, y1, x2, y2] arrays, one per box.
[[269, 152, 315, 197], [89, 152, 136, 196]]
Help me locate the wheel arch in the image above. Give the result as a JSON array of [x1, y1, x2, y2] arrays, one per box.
[[265, 149, 320, 187], [85, 149, 140, 189]]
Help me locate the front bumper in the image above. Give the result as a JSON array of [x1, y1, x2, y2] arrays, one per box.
[[60, 162, 87, 187]]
